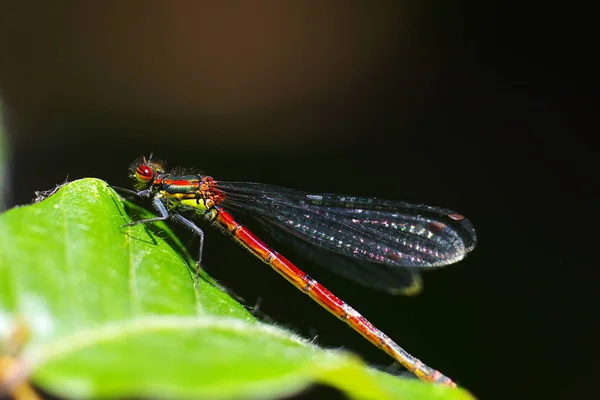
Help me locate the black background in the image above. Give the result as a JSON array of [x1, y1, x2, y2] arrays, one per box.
[[0, 3, 596, 400]]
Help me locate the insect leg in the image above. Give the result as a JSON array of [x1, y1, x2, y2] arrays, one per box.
[[171, 214, 206, 281]]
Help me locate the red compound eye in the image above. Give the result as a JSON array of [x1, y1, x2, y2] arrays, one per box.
[[135, 165, 154, 183]]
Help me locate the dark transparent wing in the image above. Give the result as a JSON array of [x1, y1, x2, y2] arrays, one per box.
[[257, 217, 423, 295], [217, 181, 477, 269]]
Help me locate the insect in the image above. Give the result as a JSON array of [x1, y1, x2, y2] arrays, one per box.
[[116, 155, 477, 387]]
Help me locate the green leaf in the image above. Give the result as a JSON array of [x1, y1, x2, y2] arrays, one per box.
[[0, 178, 475, 400]]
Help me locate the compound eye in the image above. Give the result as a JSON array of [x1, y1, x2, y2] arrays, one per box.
[[135, 165, 154, 183]]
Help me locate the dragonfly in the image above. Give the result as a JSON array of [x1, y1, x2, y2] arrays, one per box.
[[115, 155, 477, 387]]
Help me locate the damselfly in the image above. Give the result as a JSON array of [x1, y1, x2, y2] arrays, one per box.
[[116, 155, 477, 387]]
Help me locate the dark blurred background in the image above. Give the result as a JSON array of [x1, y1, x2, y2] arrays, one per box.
[[0, 2, 596, 400]]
